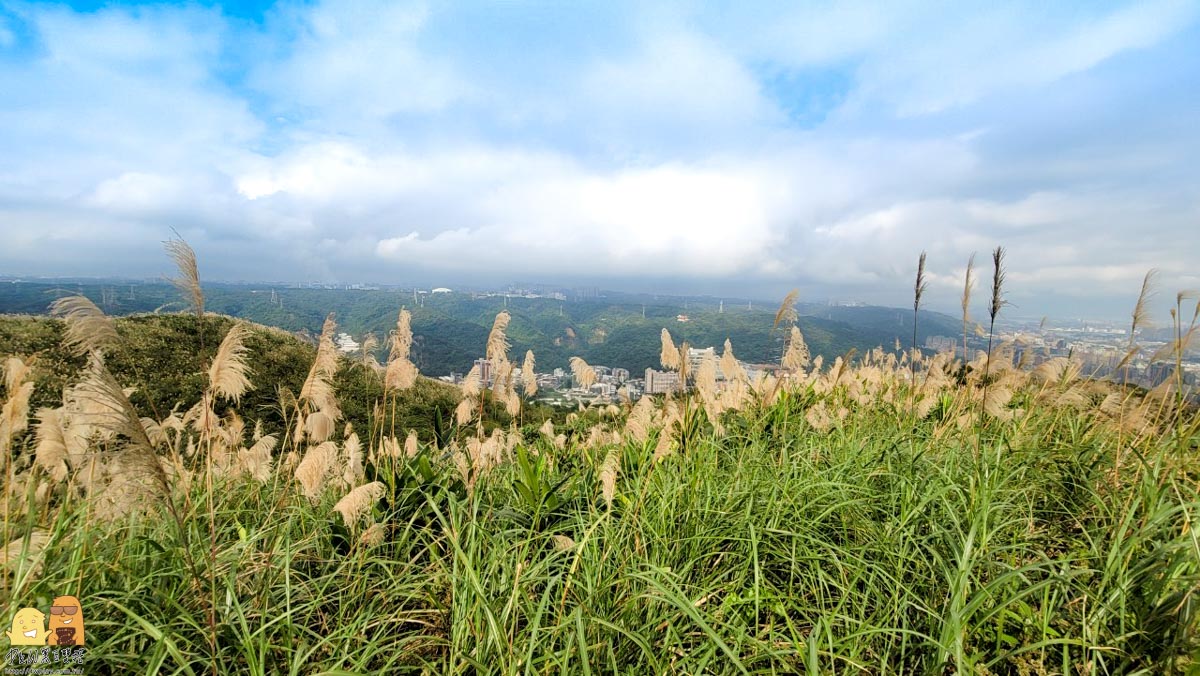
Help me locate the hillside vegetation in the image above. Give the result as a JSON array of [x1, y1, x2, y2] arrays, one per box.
[[0, 313, 481, 445], [0, 280, 962, 375], [1, 242, 1197, 674]]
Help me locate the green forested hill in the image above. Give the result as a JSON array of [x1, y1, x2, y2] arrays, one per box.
[[0, 313, 475, 444], [0, 281, 962, 375]]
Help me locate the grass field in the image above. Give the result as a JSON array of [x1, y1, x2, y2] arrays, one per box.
[[2, 244, 1197, 674]]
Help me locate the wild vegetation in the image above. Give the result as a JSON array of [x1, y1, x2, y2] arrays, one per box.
[[1, 241, 1197, 674], [0, 279, 962, 377]]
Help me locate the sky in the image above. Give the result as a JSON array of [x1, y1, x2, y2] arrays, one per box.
[[0, 0, 1198, 320]]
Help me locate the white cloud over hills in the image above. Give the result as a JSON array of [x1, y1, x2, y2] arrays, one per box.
[[1, 0, 1198, 318]]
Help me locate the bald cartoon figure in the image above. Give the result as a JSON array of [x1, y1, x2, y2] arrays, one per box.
[[46, 595, 84, 647], [5, 607, 47, 646]]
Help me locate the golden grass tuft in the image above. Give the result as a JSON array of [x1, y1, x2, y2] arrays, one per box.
[[461, 365, 482, 398], [694, 352, 719, 401], [390, 309, 413, 362], [782, 326, 810, 371], [487, 311, 511, 365], [49, 295, 120, 356], [385, 309, 419, 391], [599, 447, 619, 509], [359, 522, 386, 547], [570, 356, 597, 390], [33, 407, 69, 483], [238, 434, 276, 483], [660, 329, 681, 370], [209, 323, 254, 404], [342, 432, 364, 488], [332, 481, 386, 528], [164, 236, 205, 317], [359, 333, 380, 370], [1130, 269, 1159, 340], [522, 350, 538, 396], [962, 253, 976, 356], [385, 359, 418, 391], [304, 410, 335, 443], [3, 356, 31, 393], [1, 375, 34, 462], [455, 397, 475, 426], [720, 339, 746, 383], [299, 314, 342, 422], [774, 289, 799, 328], [295, 441, 337, 501]]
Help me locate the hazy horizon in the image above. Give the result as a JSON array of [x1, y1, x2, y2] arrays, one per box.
[[2, 1, 1198, 322], [0, 269, 1149, 324]]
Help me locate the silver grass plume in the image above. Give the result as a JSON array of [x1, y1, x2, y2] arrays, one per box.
[[390, 308, 413, 362], [988, 246, 1007, 326], [720, 339, 746, 383], [961, 253, 976, 360], [71, 354, 176, 507], [461, 365, 482, 398], [487, 311, 511, 366], [238, 434, 276, 483], [164, 236, 205, 318], [34, 407, 70, 483], [385, 309, 418, 391], [625, 397, 655, 443], [774, 289, 799, 328], [208, 323, 253, 404], [599, 448, 619, 509], [1115, 270, 1160, 372], [332, 481, 385, 528], [359, 333, 380, 371], [50, 295, 120, 356], [295, 441, 337, 501], [570, 356, 597, 390], [913, 251, 929, 315], [521, 350, 538, 396], [0, 358, 34, 463], [782, 326, 810, 371], [660, 329, 681, 370], [299, 314, 341, 419], [342, 432, 364, 488]]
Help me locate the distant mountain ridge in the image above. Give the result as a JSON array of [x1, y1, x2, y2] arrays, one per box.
[[0, 281, 962, 376]]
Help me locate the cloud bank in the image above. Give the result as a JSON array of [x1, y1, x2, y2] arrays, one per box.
[[1, 0, 1198, 318]]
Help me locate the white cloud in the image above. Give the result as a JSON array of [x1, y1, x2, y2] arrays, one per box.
[[574, 31, 782, 151], [0, 0, 1197, 319], [248, 0, 469, 128], [709, 0, 1197, 116]]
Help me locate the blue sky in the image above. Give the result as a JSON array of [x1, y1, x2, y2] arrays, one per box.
[[1, 0, 1198, 319]]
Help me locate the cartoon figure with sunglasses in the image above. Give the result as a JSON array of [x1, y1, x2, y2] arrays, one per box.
[[46, 595, 84, 647]]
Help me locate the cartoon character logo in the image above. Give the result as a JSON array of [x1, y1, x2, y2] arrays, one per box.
[[5, 607, 47, 646], [46, 595, 84, 647]]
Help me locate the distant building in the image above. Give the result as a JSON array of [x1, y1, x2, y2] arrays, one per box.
[[645, 368, 681, 394], [335, 333, 360, 354], [924, 336, 957, 353], [474, 358, 493, 386], [431, 287, 452, 294], [686, 346, 716, 370], [676, 314, 690, 322], [612, 367, 630, 383]]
